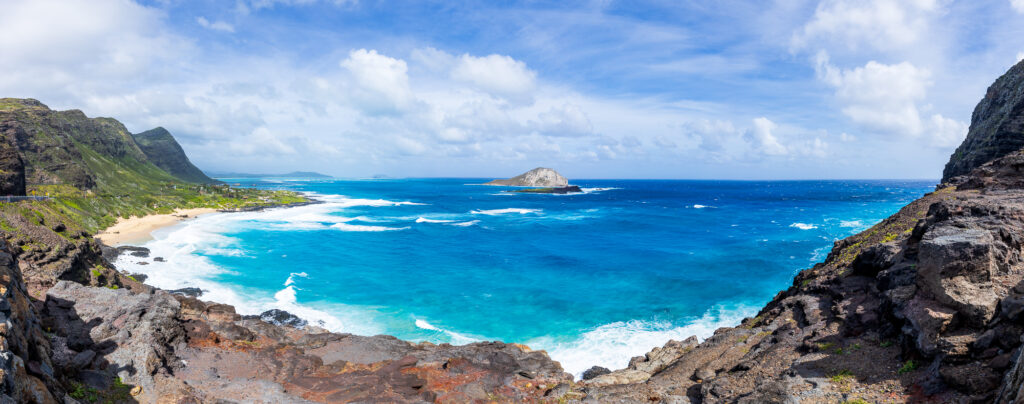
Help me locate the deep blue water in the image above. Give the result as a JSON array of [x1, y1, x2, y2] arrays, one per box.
[[116, 178, 934, 374]]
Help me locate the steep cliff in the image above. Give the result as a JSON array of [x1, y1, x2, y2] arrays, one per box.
[[132, 127, 217, 184], [942, 59, 1024, 182], [0, 139, 25, 196]]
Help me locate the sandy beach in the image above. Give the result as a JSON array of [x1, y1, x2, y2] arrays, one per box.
[[95, 208, 219, 245]]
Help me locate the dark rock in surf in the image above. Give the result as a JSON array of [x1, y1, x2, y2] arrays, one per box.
[[582, 366, 611, 380], [243, 309, 308, 328], [164, 288, 200, 296], [510, 185, 583, 194]]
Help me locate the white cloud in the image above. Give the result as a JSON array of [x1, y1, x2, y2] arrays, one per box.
[[1012, 0, 1024, 13], [653, 135, 677, 149], [439, 99, 522, 143], [791, 137, 829, 158], [532, 104, 594, 137], [237, 0, 356, 14], [197, 17, 235, 33], [1018, 52, 1024, 63], [340, 49, 417, 115], [816, 53, 930, 136], [747, 117, 788, 156], [928, 114, 968, 148], [451, 54, 537, 102], [0, 0, 188, 96], [814, 52, 967, 148], [791, 0, 940, 53]]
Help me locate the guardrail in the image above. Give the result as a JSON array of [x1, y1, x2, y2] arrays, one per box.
[[1, 195, 51, 202]]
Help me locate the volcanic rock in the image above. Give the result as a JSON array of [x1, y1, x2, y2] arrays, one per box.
[[484, 167, 569, 187]]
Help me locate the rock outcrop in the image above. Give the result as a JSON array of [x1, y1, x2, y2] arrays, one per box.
[[41, 281, 572, 403], [132, 127, 217, 184], [942, 59, 1024, 182], [484, 167, 569, 187], [0, 240, 61, 403]]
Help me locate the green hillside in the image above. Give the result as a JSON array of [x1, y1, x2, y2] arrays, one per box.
[[0, 98, 307, 233]]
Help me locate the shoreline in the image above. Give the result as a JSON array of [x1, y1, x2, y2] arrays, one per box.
[[95, 208, 220, 246], [94, 199, 323, 246]]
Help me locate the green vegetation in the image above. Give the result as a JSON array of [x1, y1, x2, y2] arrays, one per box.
[[740, 314, 765, 329], [69, 381, 99, 402], [880, 340, 893, 348], [842, 399, 870, 404], [7, 181, 307, 234], [829, 369, 855, 383], [898, 359, 918, 374], [68, 376, 134, 403]]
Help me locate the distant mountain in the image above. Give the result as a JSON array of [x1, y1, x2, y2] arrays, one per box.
[[132, 127, 217, 184], [207, 171, 333, 179]]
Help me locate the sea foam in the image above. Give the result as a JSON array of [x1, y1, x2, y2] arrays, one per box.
[[110, 193, 426, 336], [415, 217, 455, 223], [789, 222, 817, 230], [331, 223, 409, 232], [532, 303, 757, 378], [471, 208, 542, 215], [414, 319, 478, 345]]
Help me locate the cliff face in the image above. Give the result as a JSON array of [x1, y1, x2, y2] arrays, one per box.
[[485, 167, 569, 187], [942, 59, 1024, 182], [0, 139, 25, 196], [132, 127, 217, 184], [0, 239, 63, 403]]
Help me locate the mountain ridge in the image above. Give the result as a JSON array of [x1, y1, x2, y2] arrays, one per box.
[[132, 127, 217, 184]]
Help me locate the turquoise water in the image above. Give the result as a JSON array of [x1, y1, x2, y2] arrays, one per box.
[[116, 178, 934, 375]]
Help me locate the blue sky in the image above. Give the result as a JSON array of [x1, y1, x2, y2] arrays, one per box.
[[2, 0, 1024, 179]]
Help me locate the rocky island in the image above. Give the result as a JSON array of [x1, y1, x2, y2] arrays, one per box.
[[2, 58, 1024, 403], [485, 167, 582, 194]]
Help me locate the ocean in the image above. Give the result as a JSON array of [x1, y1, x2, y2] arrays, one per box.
[[113, 178, 934, 376]]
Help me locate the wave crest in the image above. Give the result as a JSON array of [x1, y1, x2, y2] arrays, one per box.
[[331, 223, 409, 232], [471, 208, 542, 215], [789, 222, 817, 230], [531, 303, 757, 378]]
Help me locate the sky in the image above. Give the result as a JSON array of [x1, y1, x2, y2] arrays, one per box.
[[1, 0, 1023, 179]]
